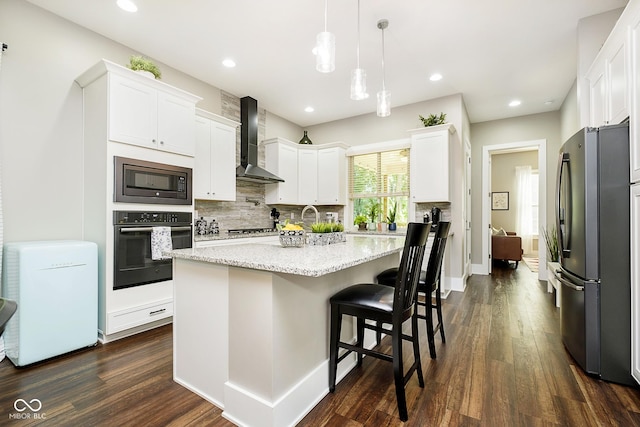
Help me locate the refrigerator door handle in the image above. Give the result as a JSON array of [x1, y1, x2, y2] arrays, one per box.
[[557, 274, 584, 291], [557, 151, 572, 258]]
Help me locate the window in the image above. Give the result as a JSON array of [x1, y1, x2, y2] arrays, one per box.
[[531, 170, 539, 236], [349, 149, 409, 225]]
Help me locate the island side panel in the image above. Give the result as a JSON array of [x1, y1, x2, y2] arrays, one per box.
[[173, 258, 229, 408], [224, 254, 398, 427]]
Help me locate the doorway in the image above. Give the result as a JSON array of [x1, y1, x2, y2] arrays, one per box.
[[481, 140, 547, 280]]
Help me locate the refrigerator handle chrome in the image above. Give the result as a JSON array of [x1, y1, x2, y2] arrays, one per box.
[[557, 274, 584, 291], [557, 151, 571, 258]]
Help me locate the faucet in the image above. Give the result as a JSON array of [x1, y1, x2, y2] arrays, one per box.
[[301, 205, 319, 226]]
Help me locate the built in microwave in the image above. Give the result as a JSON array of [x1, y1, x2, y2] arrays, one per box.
[[114, 156, 192, 205]]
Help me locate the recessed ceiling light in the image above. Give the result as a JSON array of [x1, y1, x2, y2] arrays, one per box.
[[304, 106, 315, 113], [544, 99, 555, 105], [222, 58, 236, 68], [509, 100, 521, 107], [429, 73, 443, 82], [117, 0, 137, 12]]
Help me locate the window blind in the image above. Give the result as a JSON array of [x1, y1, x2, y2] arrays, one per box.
[[349, 149, 410, 198]]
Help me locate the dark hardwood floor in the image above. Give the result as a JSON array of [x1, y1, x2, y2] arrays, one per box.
[[1, 263, 639, 426]]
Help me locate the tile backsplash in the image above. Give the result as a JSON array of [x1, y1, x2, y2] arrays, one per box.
[[195, 181, 345, 232]]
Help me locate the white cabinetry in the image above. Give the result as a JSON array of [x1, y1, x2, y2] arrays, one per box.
[[632, 183, 640, 384], [298, 148, 318, 204], [317, 146, 347, 204], [75, 60, 200, 342], [409, 124, 456, 203], [194, 110, 240, 201], [108, 72, 199, 156], [264, 138, 299, 204], [264, 138, 348, 205], [631, 13, 640, 183], [587, 29, 629, 127]]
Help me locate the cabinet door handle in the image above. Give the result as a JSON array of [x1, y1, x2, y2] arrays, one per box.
[[149, 308, 167, 316]]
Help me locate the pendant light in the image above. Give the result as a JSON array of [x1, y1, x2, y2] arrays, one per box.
[[377, 19, 390, 117], [316, 0, 335, 73], [350, 0, 368, 100]]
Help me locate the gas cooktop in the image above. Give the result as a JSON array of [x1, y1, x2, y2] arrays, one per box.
[[227, 228, 277, 235]]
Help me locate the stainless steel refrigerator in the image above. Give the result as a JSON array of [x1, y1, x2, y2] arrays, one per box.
[[556, 122, 634, 386]]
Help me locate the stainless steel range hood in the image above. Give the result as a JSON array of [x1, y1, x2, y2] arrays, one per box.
[[236, 96, 284, 184]]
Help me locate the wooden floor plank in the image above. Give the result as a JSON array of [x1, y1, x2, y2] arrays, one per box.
[[1, 263, 639, 426]]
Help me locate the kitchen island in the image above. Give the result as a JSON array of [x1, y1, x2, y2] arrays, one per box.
[[167, 235, 404, 427]]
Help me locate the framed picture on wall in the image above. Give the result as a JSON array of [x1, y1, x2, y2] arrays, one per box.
[[492, 192, 509, 210]]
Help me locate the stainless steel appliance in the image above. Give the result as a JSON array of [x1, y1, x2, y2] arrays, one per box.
[[113, 211, 192, 290], [556, 122, 633, 386], [430, 206, 441, 232], [114, 156, 192, 205], [236, 96, 285, 183]]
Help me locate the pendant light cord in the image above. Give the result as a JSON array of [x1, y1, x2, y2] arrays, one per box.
[[356, 0, 361, 68], [381, 26, 386, 91], [324, 0, 328, 32]]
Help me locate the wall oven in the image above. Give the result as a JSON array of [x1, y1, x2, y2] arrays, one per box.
[[113, 211, 192, 290], [114, 156, 192, 205]]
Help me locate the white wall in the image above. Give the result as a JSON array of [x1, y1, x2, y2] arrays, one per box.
[[0, 0, 301, 243], [470, 112, 562, 265], [306, 94, 466, 146], [491, 150, 539, 233]]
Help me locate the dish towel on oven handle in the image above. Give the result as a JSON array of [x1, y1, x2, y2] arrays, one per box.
[[151, 226, 173, 260]]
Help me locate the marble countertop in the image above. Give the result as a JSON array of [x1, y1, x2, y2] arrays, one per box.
[[167, 235, 405, 277], [194, 231, 279, 242]]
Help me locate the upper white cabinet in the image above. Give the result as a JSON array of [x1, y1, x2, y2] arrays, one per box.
[[587, 26, 629, 127], [194, 110, 240, 201], [632, 183, 640, 384], [264, 138, 299, 204], [298, 148, 318, 204], [264, 138, 348, 205], [631, 11, 640, 183], [317, 146, 347, 204], [76, 59, 201, 157], [409, 124, 456, 203]]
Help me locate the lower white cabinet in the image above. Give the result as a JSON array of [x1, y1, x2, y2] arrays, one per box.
[[194, 110, 240, 201], [631, 183, 640, 384]]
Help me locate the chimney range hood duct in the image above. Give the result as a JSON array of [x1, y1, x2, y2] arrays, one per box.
[[236, 96, 284, 184]]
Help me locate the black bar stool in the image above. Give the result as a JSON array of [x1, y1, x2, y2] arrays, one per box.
[[376, 222, 451, 359], [328, 222, 431, 421]]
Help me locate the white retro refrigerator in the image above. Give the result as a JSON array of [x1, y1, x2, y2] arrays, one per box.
[[1, 240, 98, 366]]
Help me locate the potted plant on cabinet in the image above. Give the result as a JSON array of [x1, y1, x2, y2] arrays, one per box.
[[127, 55, 162, 79], [354, 215, 368, 231], [419, 112, 447, 127], [387, 200, 397, 231]]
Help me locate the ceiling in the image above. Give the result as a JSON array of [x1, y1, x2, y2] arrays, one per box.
[[26, 0, 629, 127]]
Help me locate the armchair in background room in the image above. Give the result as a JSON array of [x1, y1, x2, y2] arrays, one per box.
[[491, 228, 523, 268]]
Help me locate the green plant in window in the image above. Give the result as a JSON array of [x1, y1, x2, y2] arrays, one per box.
[[368, 201, 379, 223], [386, 200, 397, 224], [354, 215, 368, 226]]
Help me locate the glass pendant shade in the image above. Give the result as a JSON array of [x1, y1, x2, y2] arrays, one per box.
[[315, 31, 335, 73], [350, 68, 368, 100], [377, 90, 391, 117]]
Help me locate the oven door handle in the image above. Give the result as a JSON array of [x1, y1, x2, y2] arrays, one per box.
[[119, 226, 192, 233]]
